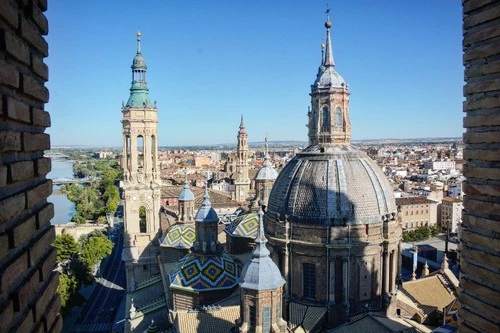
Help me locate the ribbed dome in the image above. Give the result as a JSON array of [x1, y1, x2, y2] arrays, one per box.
[[314, 66, 346, 88], [267, 144, 397, 226]]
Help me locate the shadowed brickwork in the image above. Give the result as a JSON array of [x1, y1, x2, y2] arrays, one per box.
[[0, 0, 62, 332], [461, 0, 500, 332]]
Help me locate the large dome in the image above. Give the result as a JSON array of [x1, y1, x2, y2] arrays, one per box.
[[267, 144, 397, 226]]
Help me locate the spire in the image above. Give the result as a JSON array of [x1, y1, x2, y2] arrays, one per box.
[[253, 207, 271, 258], [240, 115, 245, 128], [126, 31, 152, 108], [323, 6, 335, 67]]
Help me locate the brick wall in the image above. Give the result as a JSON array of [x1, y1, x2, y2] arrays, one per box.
[[0, 0, 61, 332], [460, 0, 500, 332]]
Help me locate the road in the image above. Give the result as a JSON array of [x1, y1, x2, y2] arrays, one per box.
[[72, 224, 126, 332]]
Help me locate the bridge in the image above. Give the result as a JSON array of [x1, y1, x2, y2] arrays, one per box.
[[52, 177, 96, 185]]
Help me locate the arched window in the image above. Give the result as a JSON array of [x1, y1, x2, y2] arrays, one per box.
[[137, 135, 144, 168], [335, 107, 342, 127], [139, 206, 147, 233], [321, 106, 330, 132]]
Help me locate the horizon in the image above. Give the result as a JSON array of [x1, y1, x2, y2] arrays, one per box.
[[46, 1, 463, 146]]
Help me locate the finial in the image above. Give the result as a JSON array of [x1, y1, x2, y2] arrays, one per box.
[[240, 114, 245, 128], [321, 41, 326, 63], [204, 170, 210, 199], [183, 168, 189, 186], [441, 253, 449, 271], [264, 136, 269, 156], [136, 30, 142, 54], [322, 5, 335, 67]]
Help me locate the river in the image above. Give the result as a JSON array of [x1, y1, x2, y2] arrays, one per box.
[[48, 158, 76, 224]]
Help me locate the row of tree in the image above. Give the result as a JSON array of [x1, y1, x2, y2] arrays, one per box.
[[62, 159, 121, 224], [402, 224, 440, 242], [52, 230, 114, 316]]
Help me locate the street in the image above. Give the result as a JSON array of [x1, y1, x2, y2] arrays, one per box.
[[72, 224, 126, 332]]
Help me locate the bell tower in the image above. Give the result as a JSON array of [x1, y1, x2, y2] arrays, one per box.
[[234, 115, 251, 203], [308, 8, 351, 146], [121, 32, 162, 283]]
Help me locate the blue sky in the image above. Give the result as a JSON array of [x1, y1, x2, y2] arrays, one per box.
[[45, 1, 463, 147]]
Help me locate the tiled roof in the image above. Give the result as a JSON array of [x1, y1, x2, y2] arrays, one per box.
[[329, 315, 390, 333], [225, 212, 259, 239], [162, 186, 240, 209], [402, 275, 456, 314], [395, 197, 437, 206], [174, 305, 239, 333], [169, 253, 239, 292], [160, 224, 195, 249]]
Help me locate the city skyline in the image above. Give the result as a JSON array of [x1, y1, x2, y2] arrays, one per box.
[[46, 1, 463, 146]]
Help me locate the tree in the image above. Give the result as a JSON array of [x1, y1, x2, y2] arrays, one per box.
[[79, 234, 114, 270], [52, 234, 79, 263]]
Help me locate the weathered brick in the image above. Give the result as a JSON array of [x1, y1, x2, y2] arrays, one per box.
[[464, 24, 500, 46], [463, 148, 500, 161], [0, 0, 18, 29], [459, 292, 500, 321], [464, 2, 500, 28], [20, 18, 48, 57], [0, 60, 20, 88], [9, 160, 34, 182], [43, 296, 60, 333], [0, 192, 26, 225], [23, 132, 50, 151], [0, 301, 14, 333], [463, 131, 500, 144], [463, 183, 500, 197], [464, 78, 500, 95], [6, 97, 31, 123], [30, 227, 55, 265], [31, 2, 48, 35], [461, 228, 500, 255], [0, 131, 22, 152], [464, 95, 500, 110], [0, 251, 28, 292], [461, 278, 499, 307], [464, 40, 500, 63], [0, 233, 9, 260], [2, 30, 31, 65], [14, 216, 37, 246], [17, 310, 34, 333], [465, 59, 500, 79], [463, 0, 499, 14], [49, 315, 63, 333], [37, 202, 54, 229], [19, 269, 41, 310], [462, 214, 498, 235], [464, 198, 500, 217], [464, 165, 500, 179], [463, 113, 500, 127], [35, 275, 58, 320], [40, 248, 56, 281], [31, 55, 48, 81], [37, 0, 47, 12], [22, 75, 49, 102], [26, 179, 52, 208], [35, 157, 51, 176], [459, 307, 500, 332], [0, 164, 7, 186], [32, 107, 51, 127]]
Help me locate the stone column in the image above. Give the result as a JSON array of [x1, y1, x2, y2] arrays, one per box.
[[329, 257, 335, 304], [383, 250, 389, 295], [130, 134, 138, 175]]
